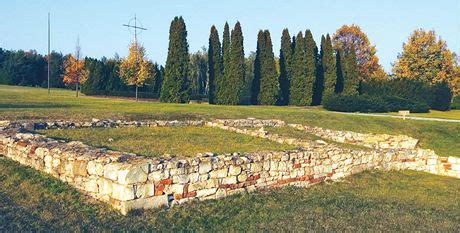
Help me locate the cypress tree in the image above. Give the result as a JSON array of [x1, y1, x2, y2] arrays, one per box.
[[313, 35, 325, 105], [289, 31, 307, 105], [251, 30, 264, 104], [321, 34, 337, 99], [343, 44, 359, 95], [253, 30, 279, 105], [216, 22, 231, 104], [335, 49, 345, 94], [279, 28, 292, 105], [222, 22, 231, 74], [304, 30, 317, 105], [222, 22, 245, 105], [160, 16, 190, 103], [208, 25, 222, 104]]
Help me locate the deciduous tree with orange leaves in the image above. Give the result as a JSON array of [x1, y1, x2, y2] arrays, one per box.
[[393, 29, 458, 96], [62, 39, 88, 97], [332, 24, 386, 81], [119, 41, 151, 101]]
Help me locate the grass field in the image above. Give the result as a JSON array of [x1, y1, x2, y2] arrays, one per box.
[[387, 110, 460, 120], [0, 85, 458, 157], [1, 85, 459, 230], [0, 158, 458, 231], [39, 127, 294, 157]]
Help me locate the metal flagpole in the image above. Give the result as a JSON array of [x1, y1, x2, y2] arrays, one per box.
[[47, 12, 51, 95]]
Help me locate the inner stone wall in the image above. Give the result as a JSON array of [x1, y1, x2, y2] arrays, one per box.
[[0, 119, 458, 215]]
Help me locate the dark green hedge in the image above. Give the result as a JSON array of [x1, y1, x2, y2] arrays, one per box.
[[323, 94, 430, 113], [323, 94, 388, 113]]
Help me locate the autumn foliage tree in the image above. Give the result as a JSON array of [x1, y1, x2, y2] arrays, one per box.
[[119, 42, 152, 101], [63, 39, 88, 97], [332, 24, 385, 80], [392, 29, 458, 95]]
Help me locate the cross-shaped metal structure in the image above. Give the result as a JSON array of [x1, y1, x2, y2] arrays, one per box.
[[123, 15, 147, 101], [123, 15, 147, 45]]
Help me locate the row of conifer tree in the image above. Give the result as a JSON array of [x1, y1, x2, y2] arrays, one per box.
[[160, 17, 359, 105]]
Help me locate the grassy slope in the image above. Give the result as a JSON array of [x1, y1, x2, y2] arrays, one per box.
[[0, 85, 458, 157], [0, 158, 458, 231], [39, 127, 294, 157], [387, 110, 460, 120]]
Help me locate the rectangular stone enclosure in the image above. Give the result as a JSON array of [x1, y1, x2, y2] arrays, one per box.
[[0, 119, 458, 215]]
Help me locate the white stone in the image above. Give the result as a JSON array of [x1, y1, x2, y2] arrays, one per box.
[[196, 188, 217, 197], [85, 178, 99, 193], [209, 168, 228, 178], [222, 176, 237, 185], [170, 184, 185, 194], [148, 170, 169, 182], [199, 162, 212, 174], [118, 165, 148, 184], [97, 178, 113, 195], [111, 183, 135, 201], [104, 163, 122, 181]]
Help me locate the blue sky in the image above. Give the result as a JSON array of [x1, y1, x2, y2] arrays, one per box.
[[1, 0, 458, 72]]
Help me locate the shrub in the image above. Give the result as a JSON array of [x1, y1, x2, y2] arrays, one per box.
[[451, 96, 460, 110], [361, 78, 432, 105], [382, 96, 430, 113], [430, 81, 452, 111], [323, 94, 388, 113]]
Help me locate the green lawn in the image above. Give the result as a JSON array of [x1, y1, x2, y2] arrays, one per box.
[[387, 109, 460, 120], [0, 158, 458, 231], [1, 85, 458, 157], [39, 127, 294, 157]]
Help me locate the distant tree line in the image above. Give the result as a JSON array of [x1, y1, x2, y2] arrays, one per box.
[[1, 18, 457, 110]]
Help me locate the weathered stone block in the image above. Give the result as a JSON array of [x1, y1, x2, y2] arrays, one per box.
[[199, 162, 212, 174], [148, 170, 170, 182], [222, 176, 237, 185], [118, 165, 148, 184], [111, 183, 135, 201], [209, 168, 228, 178], [98, 178, 113, 195], [196, 188, 217, 197], [229, 165, 241, 176], [104, 163, 123, 181]]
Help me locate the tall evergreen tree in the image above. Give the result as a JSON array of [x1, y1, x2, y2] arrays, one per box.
[[321, 34, 337, 100], [289, 31, 307, 105], [216, 22, 231, 104], [160, 16, 190, 103], [252, 30, 279, 105], [279, 28, 292, 105], [304, 30, 317, 105], [343, 44, 359, 95], [251, 30, 264, 104], [313, 35, 325, 105], [335, 49, 345, 94], [208, 25, 222, 104], [220, 22, 245, 105]]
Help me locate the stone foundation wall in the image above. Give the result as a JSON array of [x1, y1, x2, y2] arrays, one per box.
[[0, 119, 458, 215]]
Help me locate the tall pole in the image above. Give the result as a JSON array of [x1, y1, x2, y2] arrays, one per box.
[[135, 14, 138, 102], [47, 12, 50, 95]]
